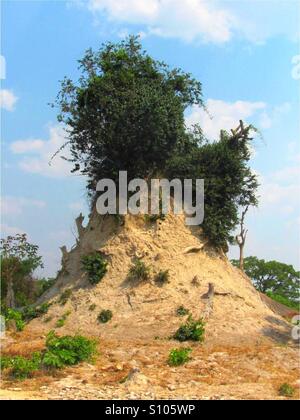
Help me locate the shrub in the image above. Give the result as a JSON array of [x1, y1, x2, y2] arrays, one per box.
[[22, 302, 51, 321], [81, 253, 108, 285], [2, 332, 97, 379], [58, 289, 72, 306], [5, 308, 25, 332], [55, 311, 70, 328], [154, 270, 170, 285], [168, 348, 192, 366], [173, 316, 205, 342], [97, 309, 113, 324], [6, 353, 41, 380], [128, 259, 150, 283], [43, 331, 97, 369], [278, 383, 295, 397], [176, 306, 189, 317], [89, 304, 96, 311]]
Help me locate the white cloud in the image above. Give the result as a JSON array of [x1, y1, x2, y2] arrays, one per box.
[[86, 0, 299, 44], [0, 196, 46, 217], [0, 223, 24, 237], [88, 0, 234, 43], [10, 125, 73, 178], [186, 99, 292, 140], [186, 99, 266, 140], [69, 200, 85, 212], [11, 139, 45, 154], [0, 89, 18, 111]]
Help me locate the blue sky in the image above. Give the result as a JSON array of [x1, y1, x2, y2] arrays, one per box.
[[1, 0, 299, 276]]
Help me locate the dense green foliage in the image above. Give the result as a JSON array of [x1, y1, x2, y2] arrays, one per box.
[[173, 316, 205, 342], [22, 302, 51, 322], [54, 36, 203, 192], [231, 256, 299, 307], [97, 309, 113, 324], [54, 36, 258, 249], [43, 331, 97, 369], [128, 259, 150, 283], [1, 353, 42, 380], [166, 127, 258, 247], [168, 348, 192, 366], [4, 308, 26, 331], [0, 234, 43, 308], [1, 332, 97, 379], [81, 253, 108, 285]]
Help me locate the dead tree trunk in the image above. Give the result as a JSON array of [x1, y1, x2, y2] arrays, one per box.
[[6, 278, 15, 309], [202, 282, 215, 320], [236, 206, 249, 272]]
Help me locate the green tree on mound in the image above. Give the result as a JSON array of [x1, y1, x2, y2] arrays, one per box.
[[54, 36, 258, 250], [231, 256, 300, 308], [0, 234, 43, 308]]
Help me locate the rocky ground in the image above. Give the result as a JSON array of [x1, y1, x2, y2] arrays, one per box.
[[1, 333, 299, 400]]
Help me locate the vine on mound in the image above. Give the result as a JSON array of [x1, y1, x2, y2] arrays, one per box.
[[82, 253, 108, 285]]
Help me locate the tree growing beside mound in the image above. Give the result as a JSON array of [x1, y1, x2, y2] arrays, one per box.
[[54, 36, 258, 250], [0, 234, 43, 308], [231, 256, 300, 309]]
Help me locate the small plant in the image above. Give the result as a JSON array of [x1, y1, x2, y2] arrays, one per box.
[[154, 270, 170, 285], [43, 331, 97, 369], [3, 353, 42, 380], [278, 383, 295, 397], [128, 259, 150, 283], [58, 289, 72, 306], [82, 253, 108, 285], [55, 311, 70, 328], [173, 316, 205, 342], [5, 308, 25, 332], [97, 309, 113, 324], [89, 304, 97, 311], [176, 306, 190, 317], [1, 332, 97, 380], [168, 348, 192, 366], [22, 302, 51, 321]]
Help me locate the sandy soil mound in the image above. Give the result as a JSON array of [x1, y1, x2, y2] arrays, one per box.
[[29, 210, 292, 346]]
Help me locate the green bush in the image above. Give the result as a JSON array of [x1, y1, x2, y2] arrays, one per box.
[[43, 331, 97, 369], [168, 348, 192, 366], [267, 292, 299, 311], [154, 270, 170, 285], [174, 316, 205, 342], [22, 302, 51, 321], [58, 289, 72, 306], [5, 353, 41, 380], [278, 383, 295, 397], [2, 332, 97, 380], [82, 253, 108, 285], [5, 308, 25, 332], [176, 306, 189, 317], [128, 259, 150, 283], [97, 309, 113, 324]]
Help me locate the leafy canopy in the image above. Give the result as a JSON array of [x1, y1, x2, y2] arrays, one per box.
[[54, 36, 258, 248], [0, 234, 43, 307], [54, 35, 203, 192], [231, 256, 300, 305]]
